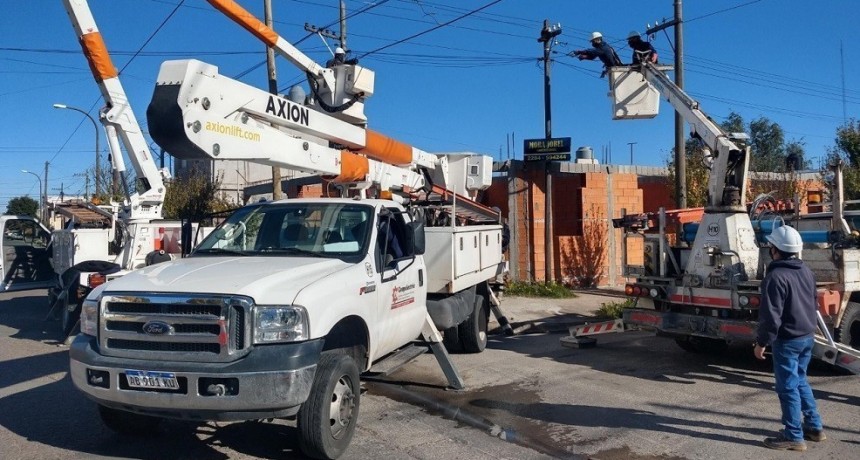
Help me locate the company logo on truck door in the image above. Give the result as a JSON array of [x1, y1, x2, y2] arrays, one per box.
[[391, 283, 416, 309], [266, 95, 309, 126]]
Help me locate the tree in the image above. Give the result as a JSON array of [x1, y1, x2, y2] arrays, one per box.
[[162, 170, 233, 222], [749, 116, 786, 172], [5, 196, 39, 217], [666, 111, 807, 207], [828, 119, 860, 201]]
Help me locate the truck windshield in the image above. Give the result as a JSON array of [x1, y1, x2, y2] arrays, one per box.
[[194, 202, 373, 258]]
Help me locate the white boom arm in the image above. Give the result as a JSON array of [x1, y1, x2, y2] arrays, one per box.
[[638, 61, 750, 211], [147, 59, 427, 198], [62, 0, 166, 222]]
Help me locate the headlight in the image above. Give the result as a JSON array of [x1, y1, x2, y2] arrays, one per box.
[[81, 298, 99, 336], [253, 305, 308, 344]]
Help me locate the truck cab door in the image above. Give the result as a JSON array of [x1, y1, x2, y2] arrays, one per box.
[[373, 209, 427, 357], [1, 216, 55, 292]]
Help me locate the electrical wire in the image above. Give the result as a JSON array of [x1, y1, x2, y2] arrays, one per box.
[[357, 0, 503, 59]]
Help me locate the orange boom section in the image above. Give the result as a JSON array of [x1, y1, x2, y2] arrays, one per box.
[[362, 130, 413, 166], [332, 151, 369, 183], [80, 32, 117, 82], [207, 0, 278, 48]]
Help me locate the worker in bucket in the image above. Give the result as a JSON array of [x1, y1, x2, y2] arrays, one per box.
[[626, 31, 658, 65], [755, 224, 825, 451], [570, 32, 622, 77]]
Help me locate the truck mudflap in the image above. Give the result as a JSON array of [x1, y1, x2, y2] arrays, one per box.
[[69, 334, 323, 421], [622, 308, 758, 343]]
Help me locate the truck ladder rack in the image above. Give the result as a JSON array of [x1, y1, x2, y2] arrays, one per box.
[[412, 185, 500, 224]]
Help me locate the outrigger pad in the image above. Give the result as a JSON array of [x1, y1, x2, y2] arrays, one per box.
[[560, 336, 597, 349]]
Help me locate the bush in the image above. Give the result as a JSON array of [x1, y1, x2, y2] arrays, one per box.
[[595, 299, 634, 318], [506, 281, 575, 298]]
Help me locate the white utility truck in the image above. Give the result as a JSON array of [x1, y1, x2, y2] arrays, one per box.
[[562, 55, 860, 374], [68, 1, 506, 458]]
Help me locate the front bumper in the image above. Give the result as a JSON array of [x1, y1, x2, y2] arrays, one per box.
[[69, 334, 323, 421]]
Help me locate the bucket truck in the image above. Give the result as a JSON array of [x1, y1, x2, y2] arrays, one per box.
[[561, 58, 860, 374], [47, 0, 197, 336], [68, 1, 507, 458]]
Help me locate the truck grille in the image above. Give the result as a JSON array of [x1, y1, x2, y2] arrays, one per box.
[[98, 294, 252, 363]]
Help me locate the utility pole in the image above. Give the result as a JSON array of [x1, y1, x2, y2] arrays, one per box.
[[628, 142, 637, 165], [674, 0, 686, 208], [43, 161, 50, 223], [339, 0, 347, 49], [263, 0, 283, 200], [538, 20, 561, 283], [646, 1, 686, 208]]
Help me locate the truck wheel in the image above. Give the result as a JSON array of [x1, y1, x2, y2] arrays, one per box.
[[674, 336, 728, 354], [98, 405, 162, 435], [836, 302, 860, 349], [458, 294, 488, 353], [442, 326, 463, 353], [298, 351, 360, 460]]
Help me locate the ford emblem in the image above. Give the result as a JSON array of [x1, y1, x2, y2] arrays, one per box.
[[142, 321, 174, 336]]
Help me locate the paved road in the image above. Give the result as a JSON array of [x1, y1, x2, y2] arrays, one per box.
[[2, 289, 858, 459]]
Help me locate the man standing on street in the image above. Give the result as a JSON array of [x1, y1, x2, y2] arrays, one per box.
[[755, 225, 825, 451]]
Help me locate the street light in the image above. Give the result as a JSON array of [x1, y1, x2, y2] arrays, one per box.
[[53, 103, 101, 196], [21, 169, 43, 221]]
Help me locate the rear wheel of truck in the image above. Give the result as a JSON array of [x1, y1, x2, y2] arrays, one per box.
[[458, 294, 488, 353], [98, 405, 162, 435], [674, 336, 729, 354], [298, 351, 360, 460], [836, 302, 860, 349]]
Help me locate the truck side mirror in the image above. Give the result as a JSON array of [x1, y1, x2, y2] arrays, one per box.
[[407, 221, 425, 256], [180, 219, 192, 257]]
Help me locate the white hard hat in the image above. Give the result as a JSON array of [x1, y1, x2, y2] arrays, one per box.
[[335, 47, 345, 55], [590, 31, 603, 41], [628, 30, 640, 40], [766, 225, 803, 254]]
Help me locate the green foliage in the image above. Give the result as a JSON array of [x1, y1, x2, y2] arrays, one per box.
[[5, 196, 39, 217], [163, 172, 233, 221], [666, 111, 808, 207], [748, 117, 786, 171], [595, 298, 634, 318], [836, 119, 860, 167], [506, 281, 575, 298]]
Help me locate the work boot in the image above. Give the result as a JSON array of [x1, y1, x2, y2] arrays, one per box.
[[803, 428, 827, 442], [763, 432, 807, 451]]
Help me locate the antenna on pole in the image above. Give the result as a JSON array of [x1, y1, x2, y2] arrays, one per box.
[[841, 40, 847, 124]]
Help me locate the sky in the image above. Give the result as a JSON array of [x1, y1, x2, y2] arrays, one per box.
[[1, 0, 858, 212]]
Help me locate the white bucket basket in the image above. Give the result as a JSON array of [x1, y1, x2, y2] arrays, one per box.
[[608, 66, 661, 120]]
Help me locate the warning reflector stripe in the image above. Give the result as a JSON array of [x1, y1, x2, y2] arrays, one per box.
[[80, 32, 117, 82], [669, 294, 732, 307], [208, 0, 279, 48], [573, 319, 624, 337]]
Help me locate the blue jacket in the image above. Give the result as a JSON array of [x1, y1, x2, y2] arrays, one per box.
[[756, 258, 818, 346], [577, 42, 622, 68]]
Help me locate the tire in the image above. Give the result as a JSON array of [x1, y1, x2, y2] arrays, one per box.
[[442, 326, 464, 353], [458, 294, 488, 353], [298, 352, 361, 460], [98, 405, 162, 436], [674, 336, 728, 354], [836, 302, 860, 349]]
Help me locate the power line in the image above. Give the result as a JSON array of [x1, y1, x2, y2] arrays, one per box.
[[357, 0, 503, 59], [117, 0, 185, 75], [685, 0, 765, 23]]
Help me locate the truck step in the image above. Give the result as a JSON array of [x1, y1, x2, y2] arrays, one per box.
[[368, 344, 428, 376]]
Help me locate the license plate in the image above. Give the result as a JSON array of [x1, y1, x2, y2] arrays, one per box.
[[125, 370, 179, 390]]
